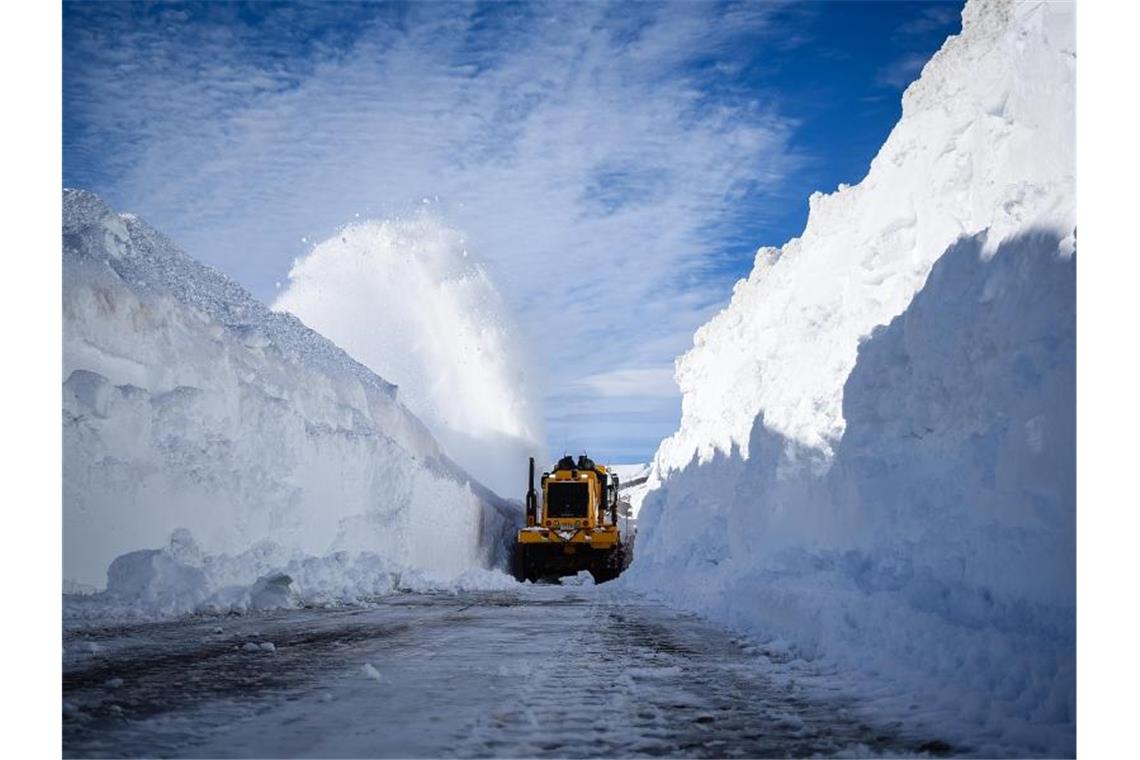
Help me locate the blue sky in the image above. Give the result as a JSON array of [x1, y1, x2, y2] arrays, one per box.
[[63, 0, 961, 464]]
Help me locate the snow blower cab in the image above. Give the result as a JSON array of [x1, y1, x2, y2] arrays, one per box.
[[512, 455, 628, 583]]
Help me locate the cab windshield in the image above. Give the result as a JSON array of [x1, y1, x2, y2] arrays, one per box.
[[546, 482, 589, 518]]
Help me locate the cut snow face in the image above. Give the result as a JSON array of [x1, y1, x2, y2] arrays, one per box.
[[629, 0, 1075, 756], [62, 190, 518, 591], [631, 229, 1076, 754], [653, 0, 1076, 474], [274, 216, 542, 497]]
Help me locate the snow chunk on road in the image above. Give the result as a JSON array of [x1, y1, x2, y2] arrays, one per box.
[[249, 573, 299, 611], [238, 641, 276, 654], [360, 663, 388, 683], [562, 571, 595, 587], [105, 547, 210, 616], [71, 641, 102, 655]]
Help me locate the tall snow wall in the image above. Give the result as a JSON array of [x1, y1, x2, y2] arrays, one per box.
[[63, 189, 519, 594], [628, 0, 1075, 755]]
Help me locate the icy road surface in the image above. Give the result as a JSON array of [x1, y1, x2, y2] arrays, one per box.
[[63, 584, 951, 758]]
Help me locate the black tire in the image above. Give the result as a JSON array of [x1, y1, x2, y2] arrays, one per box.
[[589, 568, 614, 584], [510, 544, 527, 582]]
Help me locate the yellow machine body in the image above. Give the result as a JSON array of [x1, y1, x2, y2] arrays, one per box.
[[513, 455, 628, 583]]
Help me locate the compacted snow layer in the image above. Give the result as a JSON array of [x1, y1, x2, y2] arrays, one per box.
[[631, 231, 1075, 755], [629, 0, 1075, 755], [653, 0, 1075, 472], [63, 190, 519, 596]]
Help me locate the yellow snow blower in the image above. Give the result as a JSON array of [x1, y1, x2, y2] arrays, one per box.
[[512, 455, 629, 583]]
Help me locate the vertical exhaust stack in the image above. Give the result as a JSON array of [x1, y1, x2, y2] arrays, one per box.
[[611, 474, 620, 525], [525, 456, 537, 527]]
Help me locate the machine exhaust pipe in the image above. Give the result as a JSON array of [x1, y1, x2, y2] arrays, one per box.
[[525, 456, 537, 527], [611, 474, 619, 525]]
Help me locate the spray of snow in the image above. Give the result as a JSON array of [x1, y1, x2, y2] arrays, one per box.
[[629, 1, 1075, 755], [274, 216, 542, 497]]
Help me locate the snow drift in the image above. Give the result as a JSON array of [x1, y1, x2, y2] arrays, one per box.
[[629, 0, 1075, 755], [63, 189, 519, 600], [273, 216, 542, 497], [63, 528, 518, 623]]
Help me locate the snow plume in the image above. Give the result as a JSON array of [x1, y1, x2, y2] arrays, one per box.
[[630, 0, 1075, 755], [274, 215, 541, 498], [63, 190, 518, 592]]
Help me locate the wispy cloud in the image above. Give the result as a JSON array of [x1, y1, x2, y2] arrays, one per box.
[[876, 3, 961, 92], [894, 5, 960, 38], [875, 51, 931, 90], [64, 1, 805, 461], [578, 367, 680, 399]]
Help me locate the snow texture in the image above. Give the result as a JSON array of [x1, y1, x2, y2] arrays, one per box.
[[653, 0, 1075, 473], [64, 527, 522, 623], [629, 1, 1075, 756], [63, 189, 520, 594]]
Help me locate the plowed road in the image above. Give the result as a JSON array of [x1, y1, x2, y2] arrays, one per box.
[[63, 584, 949, 757]]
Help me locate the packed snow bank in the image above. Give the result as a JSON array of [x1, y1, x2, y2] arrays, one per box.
[[64, 529, 519, 622], [273, 216, 542, 497], [653, 0, 1075, 474], [631, 230, 1075, 754], [63, 190, 519, 591], [630, 0, 1075, 755]]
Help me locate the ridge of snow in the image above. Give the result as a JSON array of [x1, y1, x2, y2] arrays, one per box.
[[628, 0, 1076, 754], [64, 529, 518, 623], [63, 189, 519, 592], [653, 0, 1074, 476]]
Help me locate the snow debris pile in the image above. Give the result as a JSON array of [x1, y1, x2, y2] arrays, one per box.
[[63, 189, 520, 603], [64, 529, 519, 622], [274, 216, 542, 497], [629, 1, 1075, 755]]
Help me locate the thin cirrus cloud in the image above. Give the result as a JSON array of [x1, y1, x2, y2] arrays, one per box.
[[874, 51, 933, 91], [64, 1, 807, 462]]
